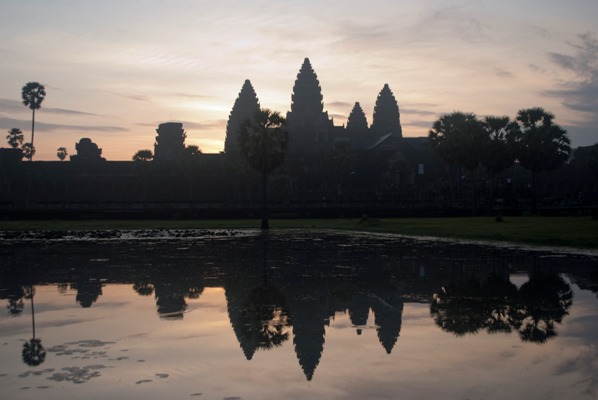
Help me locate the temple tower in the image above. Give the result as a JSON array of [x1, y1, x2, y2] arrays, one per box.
[[346, 102, 368, 133], [225, 79, 260, 157], [286, 58, 333, 156], [153, 122, 186, 163], [370, 84, 402, 138]]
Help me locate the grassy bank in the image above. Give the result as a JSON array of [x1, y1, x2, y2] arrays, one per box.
[[1, 216, 596, 250]]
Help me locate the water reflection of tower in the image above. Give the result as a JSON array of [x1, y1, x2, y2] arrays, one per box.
[[371, 292, 404, 355], [348, 292, 370, 335], [287, 292, 329, 381], [225, 235, 291, 360], [349, 289, 404, 354]]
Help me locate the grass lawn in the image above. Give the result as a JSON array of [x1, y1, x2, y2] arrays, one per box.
[[1, 216, 596, 250]]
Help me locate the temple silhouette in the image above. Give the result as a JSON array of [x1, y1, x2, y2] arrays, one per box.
[[0, 58, 596, 217]]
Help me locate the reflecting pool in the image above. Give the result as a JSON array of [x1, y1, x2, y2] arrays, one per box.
[[1, 230, 597, 399]]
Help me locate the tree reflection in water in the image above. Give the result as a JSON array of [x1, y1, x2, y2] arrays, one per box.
[[1, 232, 595, 381], [22, 286, 46, 366], [431, 266, 573, 343], [516, 271, 573, 343]]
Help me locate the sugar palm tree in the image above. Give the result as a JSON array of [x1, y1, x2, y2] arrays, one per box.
[[6, 128, 24, 148], [239, 109, 289, 229], [513, 107, 570, 213], [132, 149, 153, 162], [57, 147, 68, 161], [21, 82, 46, 160], [21, 143, 35, 161]]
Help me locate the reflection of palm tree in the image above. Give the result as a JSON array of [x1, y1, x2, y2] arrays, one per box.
[[133, 282, 155, 296], [515, 273, 573, 343], [72, 278, 103, 308], [483, 274, 519, 334], [248, 285, 290, 350], [430, 281, 489, 336], [431, 274, 519, 337], [226, 237, 290, 358], [3, 281, 25, 316], [22, 286, 46, 366]]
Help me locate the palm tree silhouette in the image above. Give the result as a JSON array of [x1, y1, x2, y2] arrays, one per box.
[[6, 127, 24, 148], [21, 82, 46, 160], [239, 109, 289, 229], [21, 286, 46, 366]]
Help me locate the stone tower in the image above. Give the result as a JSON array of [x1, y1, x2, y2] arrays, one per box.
[[153, 122, 186, 163], [346, 102, 368, 133], [370, 84, 402, 138], [225, 79, 260, 157], [286, 58, 333, 156]]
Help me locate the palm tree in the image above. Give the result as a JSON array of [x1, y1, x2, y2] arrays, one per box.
[[513, 107, 571, 213], [132, 149, 154, 162], [589, 143, 598, 179], [21, 82, 46, 160], [6, 128, 24, 148], [480, 116, 519, 217], [239, 108, 289, 229], [21, 143, 35, 161], [429, 112, 488, 212], [56, 147, 68, 161]]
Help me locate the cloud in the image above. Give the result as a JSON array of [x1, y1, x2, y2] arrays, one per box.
[[183, 120, 227, 130], [495, 68, 514, 78], [529, 64, 547, 74], [545, 33, 598, 146], [401, 108, 437, 116], [405, 120, 435, 128], [112, 93, 151, 102], [0, 116, 127, 133], [328, 101, 353, 108], [0, 98, 99, 116], [329, 113, 347, 120], [172, 93, 215, 99], [0, 98, 24, 113]]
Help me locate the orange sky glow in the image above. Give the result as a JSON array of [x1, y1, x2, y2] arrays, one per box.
[[1, 0, 597, 160]]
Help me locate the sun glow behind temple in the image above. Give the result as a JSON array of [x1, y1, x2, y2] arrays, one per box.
[[0, 1, 597, 159]]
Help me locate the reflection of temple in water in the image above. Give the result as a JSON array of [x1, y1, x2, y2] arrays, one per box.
[[1, 233, 595, 376]]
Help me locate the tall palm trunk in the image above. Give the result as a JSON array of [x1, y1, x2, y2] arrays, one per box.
[[470, 169, 476, 216], [261, 171, 269, 230], [30, 108, 35, 161], [531, 171, 538, 215], [30, 293, 36, 339]]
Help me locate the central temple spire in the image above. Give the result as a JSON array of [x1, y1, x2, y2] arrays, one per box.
[[225, 79, 260, 156], [287, 58, 333, 155], [290, 58, 324, 118]]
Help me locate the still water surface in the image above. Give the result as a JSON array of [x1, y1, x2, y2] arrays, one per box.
[[1, 230, 597, 399]]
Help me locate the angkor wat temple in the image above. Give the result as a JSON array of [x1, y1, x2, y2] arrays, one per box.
[[0, 58, 595, 217]]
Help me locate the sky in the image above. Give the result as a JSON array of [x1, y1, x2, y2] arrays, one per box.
[[1, 0, 597, 160]]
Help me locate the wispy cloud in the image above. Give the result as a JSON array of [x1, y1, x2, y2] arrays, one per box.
[[495, 68, 514, 78], [111, 93, 152, 102], [545, 33, 598, 146], [328, 101, 353, 108], [172, 93, 215, 99], [405, 120, 435, 128], [183, 120, 227, 130], [0, 116, 127, 133], [401, 108, 438, 116], [0, 98, 100, 116]]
